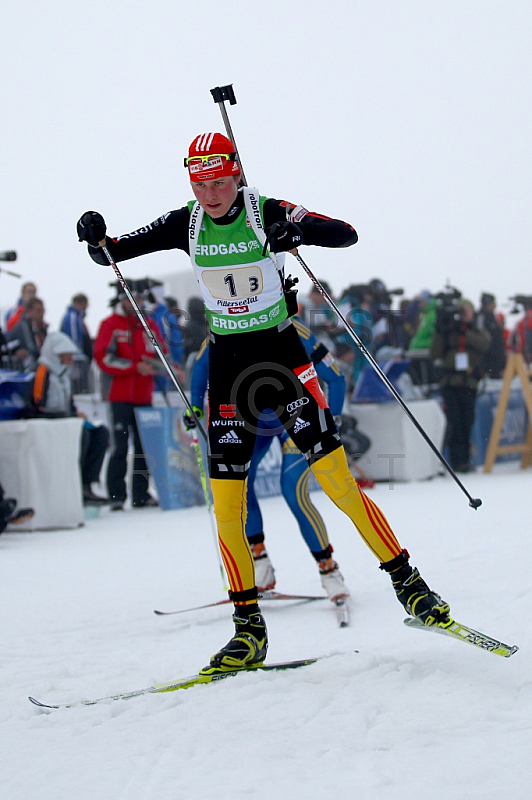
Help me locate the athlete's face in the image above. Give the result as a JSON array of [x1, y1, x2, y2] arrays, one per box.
[[191, 175, 239, 219]]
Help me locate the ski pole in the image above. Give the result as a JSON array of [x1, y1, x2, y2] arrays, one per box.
[[189, 428, 228, 590], [210, 84, 482, 510], [210, 86, 248, 187], [98, 241, 208, 443], [293, 250, 482, 509], [99, 243, 228, 575]]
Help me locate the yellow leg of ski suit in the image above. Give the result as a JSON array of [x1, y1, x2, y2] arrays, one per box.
[[210, 445, 402, 604]]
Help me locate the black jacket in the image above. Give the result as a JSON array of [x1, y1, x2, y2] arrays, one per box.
[[86, 191, 358, 266]]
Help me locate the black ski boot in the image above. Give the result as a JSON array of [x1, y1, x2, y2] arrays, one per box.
[[381, 550, 450, 626], [203, 606, 268, 673]]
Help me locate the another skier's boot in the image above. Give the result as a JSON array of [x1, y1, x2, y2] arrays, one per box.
[[250, 542, 276, 592], [203, 605, 268, 673], [381, 550, 450, 626], [318, 556, 350, 603]]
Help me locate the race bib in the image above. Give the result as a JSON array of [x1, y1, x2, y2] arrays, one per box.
[[201, 265, 264, 300]]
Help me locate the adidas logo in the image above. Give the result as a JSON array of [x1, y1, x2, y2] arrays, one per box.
[[219, 430, 242, 444], [293, 417, 310, 433]]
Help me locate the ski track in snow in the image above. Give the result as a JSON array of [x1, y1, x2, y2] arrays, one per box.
[[1, 467, 530, 800]]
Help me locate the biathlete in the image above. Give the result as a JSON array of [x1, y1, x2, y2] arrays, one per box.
[[77, 131, 451, 672], [184, 315, 350, 602]]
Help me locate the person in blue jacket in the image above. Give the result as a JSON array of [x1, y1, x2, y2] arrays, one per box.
[[184, 316, 350, 604], [60, 293, 93, 361], [140, 283, 186, 394]]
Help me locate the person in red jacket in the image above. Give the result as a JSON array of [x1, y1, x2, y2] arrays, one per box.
[[93, 282, 165, 510], [513, 308, 532, 363]]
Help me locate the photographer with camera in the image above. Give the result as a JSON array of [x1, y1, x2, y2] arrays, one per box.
[[476, 293, 507, 379], [430, 295, 491, 473]]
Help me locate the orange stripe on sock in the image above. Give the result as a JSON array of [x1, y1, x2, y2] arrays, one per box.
[[367, 497, 402, 555], [359, 490, 402, 558], [364, 493, 401, 556], [219, 538, 244, 593]]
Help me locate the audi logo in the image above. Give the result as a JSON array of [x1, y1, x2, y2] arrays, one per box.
[[287, 397, 310, 413]]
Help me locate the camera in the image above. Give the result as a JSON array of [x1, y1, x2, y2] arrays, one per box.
[[340, 278, 404, 309], [435, 285, 462, 333], [509, 295, 532, 313]]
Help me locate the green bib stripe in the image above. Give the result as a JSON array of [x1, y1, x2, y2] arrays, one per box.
[[188, 190, 288, 335]]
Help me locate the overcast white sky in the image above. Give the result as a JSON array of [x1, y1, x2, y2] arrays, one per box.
[[1, 1, 530, 335]]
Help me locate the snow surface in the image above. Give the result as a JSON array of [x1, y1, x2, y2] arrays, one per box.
[[1, 466, 530, 800]]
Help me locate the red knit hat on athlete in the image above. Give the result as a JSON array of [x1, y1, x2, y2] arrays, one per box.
[[185, 132, 241, 182]]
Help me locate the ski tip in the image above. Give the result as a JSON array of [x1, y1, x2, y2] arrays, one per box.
[[28, 696, 58, 710], [334, 596, 350, 627]]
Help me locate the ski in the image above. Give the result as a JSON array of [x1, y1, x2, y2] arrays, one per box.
[[404, 617, 519, 658], [29, 657, 321, 710], [334, 597, 350, 628], [154, 590, 327, 616]]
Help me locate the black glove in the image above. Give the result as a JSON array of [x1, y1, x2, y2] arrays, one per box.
[[183, 405, 204, 431], [77, 211, 107, 246], [263, 221, 304, 255]]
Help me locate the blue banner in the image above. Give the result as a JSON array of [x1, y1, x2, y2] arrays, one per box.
[[471, 384, 529, 466], [135, 406, 204, 510]]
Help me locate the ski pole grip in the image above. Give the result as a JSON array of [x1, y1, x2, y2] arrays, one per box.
[[210, 85, 237, 105]]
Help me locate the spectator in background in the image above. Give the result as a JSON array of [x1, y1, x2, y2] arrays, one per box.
[[61, 293, 94, 393], [366, 278, 393, 356], [4, 282, 37, 332], [401, 297, 420, 350], [406, 290, 438, 387], [336, 283, 375, 385], [139, 281, 186, 392], [430, 299, 491, 473], [497, 312, 511, 351], [512, 302, 532, 363], [476, 293, 507, 379], [61, 293, 93, 360], [30, 332, 110, 506], [334, 342, 357, 397], [7, 296, 48, 371], [183, 295, 208, 360], [93, 282, 165, 510], [304, 280, 342, 352], [407, 291, 437, 352], [163, 295, 187, 382]]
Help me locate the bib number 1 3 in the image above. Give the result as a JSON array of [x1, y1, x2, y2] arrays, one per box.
[[202, 265, 264, 301], [224, 272, 260, 297]]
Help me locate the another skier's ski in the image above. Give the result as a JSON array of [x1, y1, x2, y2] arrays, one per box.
[[29, 657, 322, 710], [154, 590, 327, 616], [334, 597, 350, 628], [404, 617, 518, 658]]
